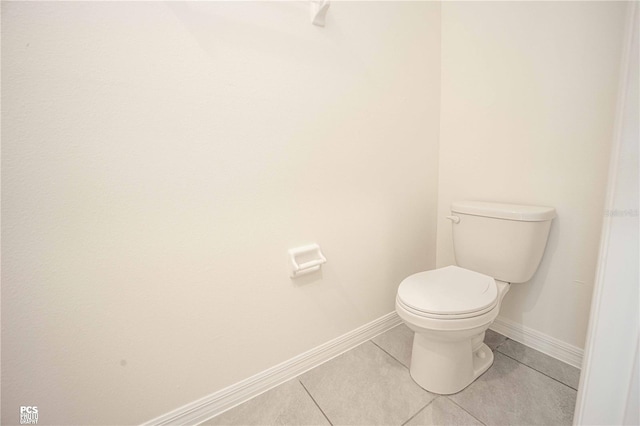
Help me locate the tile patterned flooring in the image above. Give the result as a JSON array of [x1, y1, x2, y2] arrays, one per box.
[[203, 325, 580, 426]]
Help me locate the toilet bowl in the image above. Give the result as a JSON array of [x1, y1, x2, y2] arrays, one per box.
[[395, 201, 555, 395], [396, 265, 510, 394]]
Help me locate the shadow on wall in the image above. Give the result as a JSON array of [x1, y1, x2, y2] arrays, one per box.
[[500, 215, 560, 323]]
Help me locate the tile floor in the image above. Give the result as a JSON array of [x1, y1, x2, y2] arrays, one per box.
[[203, 325, 580, 426]]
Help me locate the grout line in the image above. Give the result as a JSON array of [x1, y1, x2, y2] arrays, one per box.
[[400, 396, 438, 426], [495, 347, 578, 391], [298, 379, 334, 426], [446, 396, 487, 426], [369, 340, 410, 371], [493, 336, 509, 351]]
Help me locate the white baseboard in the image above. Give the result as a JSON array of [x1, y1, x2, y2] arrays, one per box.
[[490, 316, 583, 369], [142, 312, 582, 426], [142, 312, 402, 426]]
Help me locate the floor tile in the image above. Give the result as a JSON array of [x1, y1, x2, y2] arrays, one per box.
[[404, 397, 484, 426], [496, 339, 581, 389], [371, 323, 414, 368], [203, 379, 330, 426], [372, 325, 507, 370], [449, 352, 576, 425], [484, 329, 508, 350], [299, 341, 435, 425]]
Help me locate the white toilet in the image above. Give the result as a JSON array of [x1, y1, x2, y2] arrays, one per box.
[[396, 201, 556, 395]]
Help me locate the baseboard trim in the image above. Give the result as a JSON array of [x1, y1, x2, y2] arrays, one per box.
[[142, 312, 402, 426], [490, 316, 583, 369]]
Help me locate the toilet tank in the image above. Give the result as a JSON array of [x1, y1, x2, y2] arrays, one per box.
[[450, 201, 556, 283]]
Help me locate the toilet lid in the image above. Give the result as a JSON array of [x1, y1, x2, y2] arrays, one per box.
[[397, 265, 498, 316]]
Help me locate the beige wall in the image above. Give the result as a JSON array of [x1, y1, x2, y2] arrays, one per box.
[[1, 2, 441, 425], [437, 1, 627, 349], [2, 1, 630, 425]]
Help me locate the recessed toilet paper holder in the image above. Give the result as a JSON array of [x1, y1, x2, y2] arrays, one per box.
[[289, 244, 327, 278]]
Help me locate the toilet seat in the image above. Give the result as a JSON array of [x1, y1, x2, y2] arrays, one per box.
[[397, 265, 498, 320]]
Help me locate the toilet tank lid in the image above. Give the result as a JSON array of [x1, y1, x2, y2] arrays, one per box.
[[451, 201, 556, 222]]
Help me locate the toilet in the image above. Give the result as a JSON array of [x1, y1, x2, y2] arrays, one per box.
[[396, 201, 556, 395]]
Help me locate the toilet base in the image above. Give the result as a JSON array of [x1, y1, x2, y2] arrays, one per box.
[[409, 331, 494, 395]]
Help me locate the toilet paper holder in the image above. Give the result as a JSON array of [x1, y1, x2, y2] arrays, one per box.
[[289, 244, 327, 278]]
